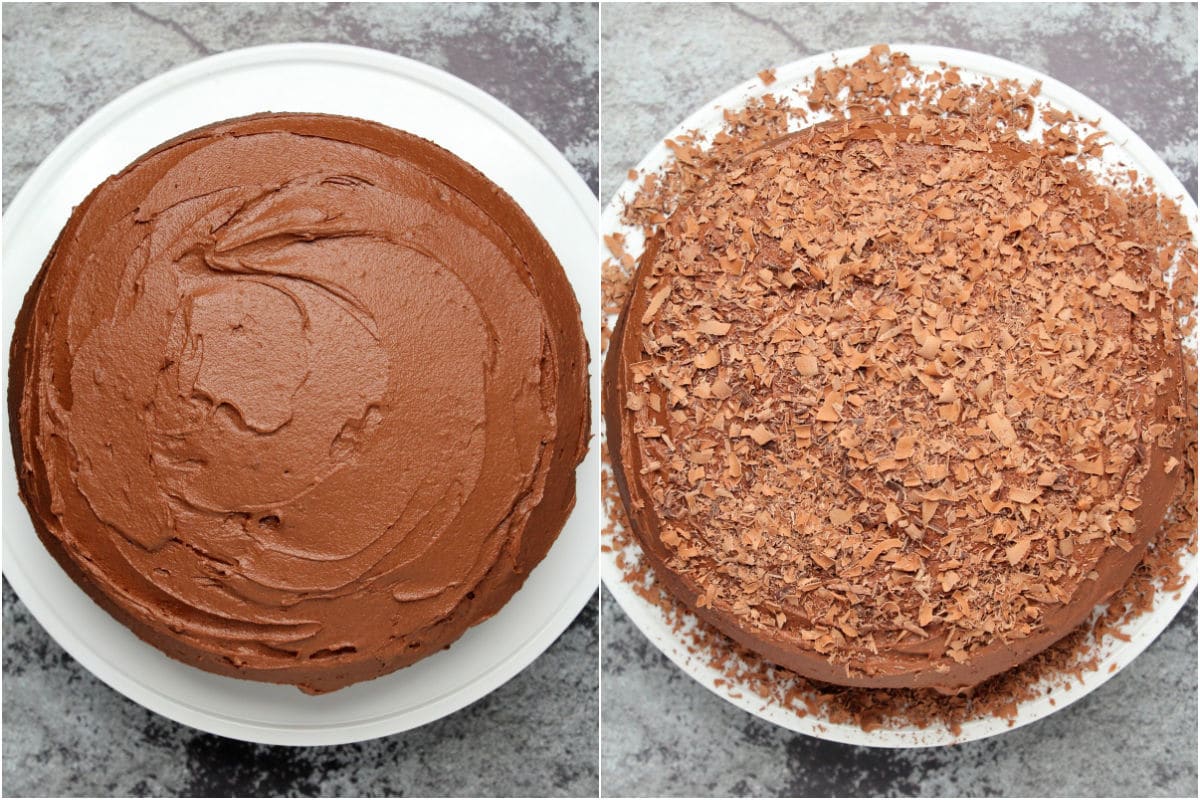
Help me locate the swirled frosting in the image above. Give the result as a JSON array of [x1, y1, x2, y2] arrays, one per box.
[[11, 113, 590, 693]]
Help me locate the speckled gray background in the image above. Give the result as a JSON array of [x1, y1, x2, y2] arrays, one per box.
[[601, 3, 1197, 798], [3, 3, 598, 797]]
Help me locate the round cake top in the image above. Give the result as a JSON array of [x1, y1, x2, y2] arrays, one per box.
[[605, 116, 1185, 691], [11, 112, 589, 693]]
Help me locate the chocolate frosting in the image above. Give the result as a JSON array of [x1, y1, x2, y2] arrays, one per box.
[[10, 113, 589, 693], [604, 117, 1184, 691]]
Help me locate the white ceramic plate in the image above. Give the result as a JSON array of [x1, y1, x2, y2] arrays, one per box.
[[601, 44, 1198, 748], [3, 43, 600, 746]]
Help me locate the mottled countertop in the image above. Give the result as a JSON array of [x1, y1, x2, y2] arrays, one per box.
[[600, 3, 1198, 797], [2, 3, 598, 797]]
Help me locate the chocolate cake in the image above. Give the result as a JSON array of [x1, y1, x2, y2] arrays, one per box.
[[605, 116, 1186, 692], [10, 112, 589, 693]]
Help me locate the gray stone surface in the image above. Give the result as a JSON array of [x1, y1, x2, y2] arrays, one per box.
[[600, 3, 1198, 797], [3, 3, 598, 797]]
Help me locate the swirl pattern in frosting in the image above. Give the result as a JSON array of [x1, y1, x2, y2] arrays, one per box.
[[10, 113, 590, 693]]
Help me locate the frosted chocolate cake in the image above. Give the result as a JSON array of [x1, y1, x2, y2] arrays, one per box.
[[11, 113, 590, 693], [605, 115, 1186, 691]]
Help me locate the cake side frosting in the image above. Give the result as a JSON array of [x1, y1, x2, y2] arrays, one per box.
[[605, 116, 1185, 691], [10, 112, 589, 693]]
